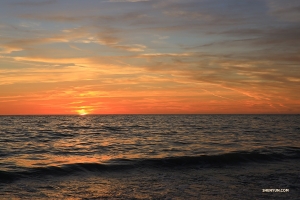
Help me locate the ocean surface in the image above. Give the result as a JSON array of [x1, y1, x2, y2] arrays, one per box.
[[0, 114, 299, 199]]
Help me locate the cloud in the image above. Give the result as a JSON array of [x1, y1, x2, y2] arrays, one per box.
[[0, 65, 98, 85], [98, 34, 120, 45], [109, 0, 150, 2], [134, 49, 300, 106], [0, 26, 92, 54], [20, 14, 82, 22], [94, 28, 150, 52], [11, 0, 57, 6], [266, 0, 300, 22], [140, 53, 192, 57], [114, 44, 146, 52]]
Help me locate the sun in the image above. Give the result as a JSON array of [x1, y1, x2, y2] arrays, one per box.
[[75, 106, 94, 116], [77, 109, 88, 116]]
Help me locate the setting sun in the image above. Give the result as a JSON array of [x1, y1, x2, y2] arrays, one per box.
[[77, 109, 88, 116]]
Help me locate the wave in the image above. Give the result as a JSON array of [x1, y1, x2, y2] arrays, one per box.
[[1, 147, 300, 183], [132, 146, 300, 167]]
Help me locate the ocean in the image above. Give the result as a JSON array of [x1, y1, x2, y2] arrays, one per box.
[[0, 114, 299, 199]]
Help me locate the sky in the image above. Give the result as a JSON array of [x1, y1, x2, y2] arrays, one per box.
[[0, 0, 299, 115]]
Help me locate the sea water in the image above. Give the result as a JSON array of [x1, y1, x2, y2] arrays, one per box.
[[0, 114, 299, 199]]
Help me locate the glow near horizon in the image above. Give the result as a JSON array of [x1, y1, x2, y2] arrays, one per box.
[[0, 0, 299, 115]]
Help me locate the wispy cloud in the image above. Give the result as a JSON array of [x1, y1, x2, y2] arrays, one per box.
[[109, 0, 150, 2], [11, 0, 57, 6], [266, 0, 300, 22]]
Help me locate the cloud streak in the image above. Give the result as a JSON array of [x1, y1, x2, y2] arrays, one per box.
[[11, 0, 57, 6]]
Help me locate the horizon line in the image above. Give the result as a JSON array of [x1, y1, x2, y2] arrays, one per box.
[[0, 113, 299, 116]]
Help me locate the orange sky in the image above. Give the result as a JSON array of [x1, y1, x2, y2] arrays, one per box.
[[0, 0, 299, 115]]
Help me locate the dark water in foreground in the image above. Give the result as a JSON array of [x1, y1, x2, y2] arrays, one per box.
[[0, 114, 299, 199]]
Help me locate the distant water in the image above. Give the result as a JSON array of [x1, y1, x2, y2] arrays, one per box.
[[0, 115, 299, 199]]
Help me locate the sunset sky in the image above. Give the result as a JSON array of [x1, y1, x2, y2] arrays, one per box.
[[0, 0, 299, 115]]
